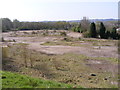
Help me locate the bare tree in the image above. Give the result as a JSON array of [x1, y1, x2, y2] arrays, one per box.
[[80, 17, 90, 32]]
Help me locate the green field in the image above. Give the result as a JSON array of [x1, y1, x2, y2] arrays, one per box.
[[1, 71, 82, 88]]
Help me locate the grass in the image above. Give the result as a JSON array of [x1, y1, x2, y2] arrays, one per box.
[[13, 43, 29, 46], [41, 36, 117, 47], [1, 71, 82, 88], [41, 40, 116, 48], [92, 56, 118, 64], [41, 39, 88, 47]]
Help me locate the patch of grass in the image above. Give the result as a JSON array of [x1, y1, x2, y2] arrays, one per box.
[[13, 43, 29, 46], [1, 71, 82, 88], [82, 38, 118, 43], [41, 40, 88, 47], [41, 37, 117, 47], [93, 57, 118, 64]]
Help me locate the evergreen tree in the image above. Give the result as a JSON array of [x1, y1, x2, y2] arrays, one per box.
[[105, 31, 110, 39], [111, 27, 117, 39], [89, 22, 97, 38], [99, 22, 106, 39]]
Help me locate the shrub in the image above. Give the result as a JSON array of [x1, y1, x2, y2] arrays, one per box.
[[71, 27, 76, 32], [13, 39, 16, 42], [60, 32, 67, 36], [82, 31, 91, 38], [31, 31, 37, 34], [53, 30, 56, 33], [2, 37, 5, 42], [23, 32, 29, 34], [43, 32, 47, 36], [63, 37, 71, 42], [43, 30, 49, 36]]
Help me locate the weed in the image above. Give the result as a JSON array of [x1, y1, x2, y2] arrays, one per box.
[[31, 31, 37, 34], [60, 32, 67, 36], [2, 47, 9, 58]]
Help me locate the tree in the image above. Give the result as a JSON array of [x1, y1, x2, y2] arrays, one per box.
[[71, 23, 81, 33], [111, 27, 117, 39], [13, 19, 20, 30], [1, 18, 13, 32], [99, 22, 106, 39], [76, 24, 81, 33], [105, 31, 111, 39], [89, 22, 97, 38], [80, 17, 90, 32]]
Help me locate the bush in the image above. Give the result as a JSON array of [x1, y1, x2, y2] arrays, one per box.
[[2, 37, 5, 42], [60, 32, 67, 36], [31, 31, 37, 34], [43, 30, 49, 36], [23, 32, 29, 34], [63, 37, 71, 42], [13, 39, 16, 42], [43, 32, 47, 36], [53, 30, 56, 33], [82, 31, 91, 38]]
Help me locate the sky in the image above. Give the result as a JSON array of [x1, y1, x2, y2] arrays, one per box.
[[0, 0, 119, 21]]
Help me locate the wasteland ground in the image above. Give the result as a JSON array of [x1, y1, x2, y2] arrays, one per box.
[[1, 30, 119, 88]]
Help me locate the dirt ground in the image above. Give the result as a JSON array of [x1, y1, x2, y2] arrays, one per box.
[[2, 30, 118, 58], [1, 30, 119, 88]]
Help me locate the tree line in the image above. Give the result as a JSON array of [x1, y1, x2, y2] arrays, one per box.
[[1, 18, 119, 39], [1, 18, 71, 32]]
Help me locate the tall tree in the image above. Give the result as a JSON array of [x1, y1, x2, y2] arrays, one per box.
[[111, 27, 117, 39], [99, 22, 106, 39], [89, 22, 97, 38], [2, 18, 13, 32], [80, 17, 90, 32], [105, 30, 111, 39], [13, 19, 20, 30]]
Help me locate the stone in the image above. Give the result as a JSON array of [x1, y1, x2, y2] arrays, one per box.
[[104, 78, 107, 80], [90, 73, 96, 76], [2, 76, 6, 79]]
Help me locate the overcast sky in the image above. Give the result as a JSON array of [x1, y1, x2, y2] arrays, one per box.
[[0, 0, 119, 21]]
